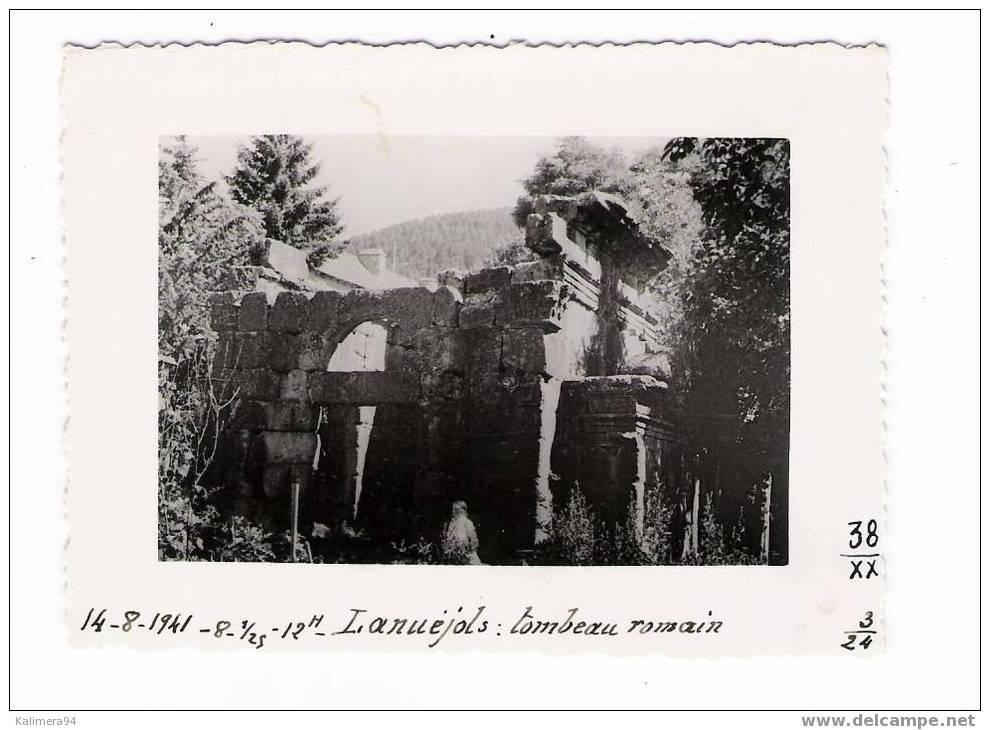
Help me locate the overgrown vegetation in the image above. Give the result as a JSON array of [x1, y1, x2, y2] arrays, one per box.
[[540, 487, 597, 565], [536, 484, 758, 567], [158, 136, 278, 562]]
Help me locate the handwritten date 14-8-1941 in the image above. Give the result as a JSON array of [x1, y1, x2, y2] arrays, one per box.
[[79, 606, 726, 649]]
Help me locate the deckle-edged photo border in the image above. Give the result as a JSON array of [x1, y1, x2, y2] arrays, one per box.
[[64, 41, 885, 655]]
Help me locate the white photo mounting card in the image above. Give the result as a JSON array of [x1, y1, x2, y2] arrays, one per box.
[[64, 42, 886, 655]]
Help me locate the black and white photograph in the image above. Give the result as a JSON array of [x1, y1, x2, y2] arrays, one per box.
[[158, 134, 790, 566], [47, 21, 970, 711], [8, 2, 985, 718]]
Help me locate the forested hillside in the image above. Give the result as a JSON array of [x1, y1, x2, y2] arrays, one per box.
[[348, 207, 522, 279]]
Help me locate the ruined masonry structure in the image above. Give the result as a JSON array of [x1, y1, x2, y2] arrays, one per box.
[[210, 192, 682, 562]]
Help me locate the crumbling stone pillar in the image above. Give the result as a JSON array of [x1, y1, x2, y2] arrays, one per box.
[[440, 264, 573, 561], [551, 376, 678, 535]]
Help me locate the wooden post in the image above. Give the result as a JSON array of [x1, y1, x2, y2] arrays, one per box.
[[290, 479, 300, 563], [690, 475, 701, 556], [681, 471, 701, 561], [760, 473, 773, 564]]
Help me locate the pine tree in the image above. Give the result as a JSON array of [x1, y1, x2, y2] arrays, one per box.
[[158, 136, 262, 353], [226, 135, 344, 252]]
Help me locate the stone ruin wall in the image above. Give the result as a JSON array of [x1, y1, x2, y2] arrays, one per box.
[[209, 195, 687, 562]]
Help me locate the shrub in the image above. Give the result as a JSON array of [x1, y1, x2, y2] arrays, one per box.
[[158, 481, 277, 563], [390, 539, 439, 565], [640, 480, 676, 565], [682, 492, 761, 566], [539, 486, 597, 566], [536, 482, 682, 566], [537, 479, 759, 566]]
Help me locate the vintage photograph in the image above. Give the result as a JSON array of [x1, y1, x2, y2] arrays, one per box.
[[158, 134, 790, 567], [63, 34, 892, 668]]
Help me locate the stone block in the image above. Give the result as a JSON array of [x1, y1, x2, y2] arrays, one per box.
[[421, 370, 464, 400], [269, 291, 309, 334], [501, 327, 547, 374], [261, 332, 301, 374], [322, 406, 362, 452], [525, 212, 557, 255], [236, 368, 281, 400], [209, 292, 239, 332], [496, 281, 567, 332], [214, 332, 264, 369], [263, 402, 321, 432], [261, 463, 312, 499], [437, 371, 465, 400], [510, 256, 564, 284], [259, 432, 318, 466], [228, 400, 268, 430], [343, 286, 432, 319], [296, 331, 334, 371], [228, 400, 319, 433], [454, 328, 502, 379], [508, 377, 546, 407], [237, 292, 269, 332], [337, 287, 434, 346], [388, 286, 435, 313], [306, 371, 421, 405], [339, 288, 382, 311], [388, 288, 436, 341], [586, 393, 638, 415], [280, 368, 309, 403], [464, 266, 512, 295], [458, 299, 497, 328], [432, 285, 462, 327], [306, 290, 343, 333], [383, 342, 418, 373], [466, 380, 543, 434], [408, 328, 459, 374]]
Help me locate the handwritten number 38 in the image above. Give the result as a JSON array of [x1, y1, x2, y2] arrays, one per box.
[[848, 520, 879, 549]]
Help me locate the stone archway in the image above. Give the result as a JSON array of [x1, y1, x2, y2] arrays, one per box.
[[314, 320, 389, 529]]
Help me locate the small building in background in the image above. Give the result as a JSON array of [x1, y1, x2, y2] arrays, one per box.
[[233, 239, 423, 298]]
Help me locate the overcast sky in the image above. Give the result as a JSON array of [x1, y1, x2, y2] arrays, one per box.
[[185, 135, 667, 237]]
